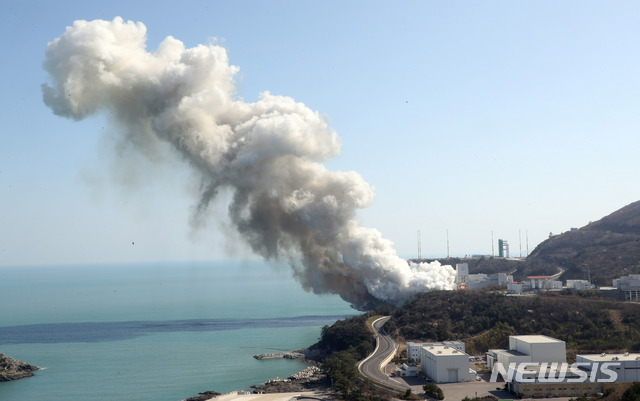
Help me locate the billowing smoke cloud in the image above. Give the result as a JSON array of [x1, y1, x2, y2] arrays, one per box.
[[42, 17, 455, 308]]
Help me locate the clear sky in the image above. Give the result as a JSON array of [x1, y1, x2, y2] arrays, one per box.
[[1, 1, 639, 267]]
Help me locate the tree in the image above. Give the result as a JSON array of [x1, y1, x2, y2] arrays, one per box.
[[621, 382, 640, 401], [423, 383, 444, 400]]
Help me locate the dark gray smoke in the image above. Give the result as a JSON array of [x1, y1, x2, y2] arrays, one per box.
[[42, 17, 455, 308]]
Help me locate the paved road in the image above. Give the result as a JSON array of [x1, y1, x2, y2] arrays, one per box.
[[551, 266, 566, 280], [358, 316, 409, 391]]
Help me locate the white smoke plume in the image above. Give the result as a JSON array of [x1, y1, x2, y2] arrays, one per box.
[[42, 17, 456, 308]]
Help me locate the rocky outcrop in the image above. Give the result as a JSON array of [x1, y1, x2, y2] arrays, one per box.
[[251, 364, 328, 393], [253, 352, 305, 360], [253, 348, 328, 362], [183, 390, 221, 401], [0, 354, 39, 381]]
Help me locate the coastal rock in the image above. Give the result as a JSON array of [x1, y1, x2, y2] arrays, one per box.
[[253, 352, 305, 360], [253, 348, 328, 361], [184, 390, 221, 401], [0, 354, 39, 381], [252, 364, 328, 394]]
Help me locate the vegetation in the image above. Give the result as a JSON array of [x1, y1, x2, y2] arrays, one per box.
[[314, 253, 640, 401], [521, 200, 640, 284], [317, 315, 375, 359], [621, 382, 640, 401], [316, 314, 382, 401], [388, 290, 640, 354], [422, 383, 444, 400], [400, 389, 413, 400]]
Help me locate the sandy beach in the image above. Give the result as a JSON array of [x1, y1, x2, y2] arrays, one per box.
[[207, 391, 332, 401]]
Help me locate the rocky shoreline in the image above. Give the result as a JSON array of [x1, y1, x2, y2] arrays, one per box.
[[184, 349, 332, 400], [251, 365, 329, 393], [184, 390, 222, 401], [250, 348, 330, 393], [0, 354, 39, 382]]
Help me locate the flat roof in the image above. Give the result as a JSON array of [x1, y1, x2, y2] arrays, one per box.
[[579, 353, 640, 362], [494, 349, 527, 357], [408, 340, 463, 347], [527, 276, 553, 279], [422, 345, 468, 356], [512, 335, 564, 344]]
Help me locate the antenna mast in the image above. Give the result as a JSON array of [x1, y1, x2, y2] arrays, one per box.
[[519, 229, 522, 258], [446, 229, 450, 259], [417, 229, 422, 260]]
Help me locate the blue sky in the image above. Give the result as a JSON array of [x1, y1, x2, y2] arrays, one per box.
[[1, 1, 639, 266]]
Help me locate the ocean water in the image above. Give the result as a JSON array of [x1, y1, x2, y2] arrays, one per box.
[[0, 261, 357, 401]]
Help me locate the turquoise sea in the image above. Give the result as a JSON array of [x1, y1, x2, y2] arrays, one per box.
[[0, 261, 357, 401]]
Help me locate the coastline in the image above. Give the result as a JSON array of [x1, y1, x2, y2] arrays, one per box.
[[202, 390, 332, 401], [0, 354, 39, 382], [186, 349, 334, 401]]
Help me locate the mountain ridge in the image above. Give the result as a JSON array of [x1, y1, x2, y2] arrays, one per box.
[[520, 200, 640, 284]]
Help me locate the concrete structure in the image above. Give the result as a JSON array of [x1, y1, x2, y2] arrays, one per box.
[[420, 344, 474, 383], [487, 349, 531, 372], [498, 239, 509, 258], [511, 369, 633, 398], [455, 263, 469, 289], [507, 282, 523, 294], [507, 353, 640, 398], [566, 279, 593, 291], [455, 263, 513, 290], [467, 272, 513, 289], [613, 274, 640, 301], [394, 363, 419, 377], [490, 338, 640, 398], [510, 335, 566, 363], [488, 335, 566, 372], [576, 353, 640, 382], [407, 341, 464, 362], [527, 276, 562, 290]]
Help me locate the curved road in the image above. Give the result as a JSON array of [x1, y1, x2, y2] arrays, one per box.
[[358, 316, 409, 391]]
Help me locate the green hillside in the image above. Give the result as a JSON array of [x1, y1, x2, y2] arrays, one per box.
[[382, 290, 640, 355]]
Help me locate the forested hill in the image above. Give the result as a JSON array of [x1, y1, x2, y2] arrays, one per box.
[[382, 290, 640, 356], [520, 200, 640, 284]]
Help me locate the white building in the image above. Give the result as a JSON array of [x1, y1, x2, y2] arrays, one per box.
[[510, 335, 566, 363], [507, 282, 523, 294], [407, 341, 464, 362], [528, 276, 562, 290], [566, 280, 593, 291], [456, 263, 513, 290], [613, 274, 640, 301], [491, 341, 638, 398], [576, 353, 640, 382], [488, 335, 566, 372], [420, 344, 474, 383], [394, 363, 419, 377]]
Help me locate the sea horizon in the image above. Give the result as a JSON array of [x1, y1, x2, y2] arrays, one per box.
[[0, 260, 357, 401]]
